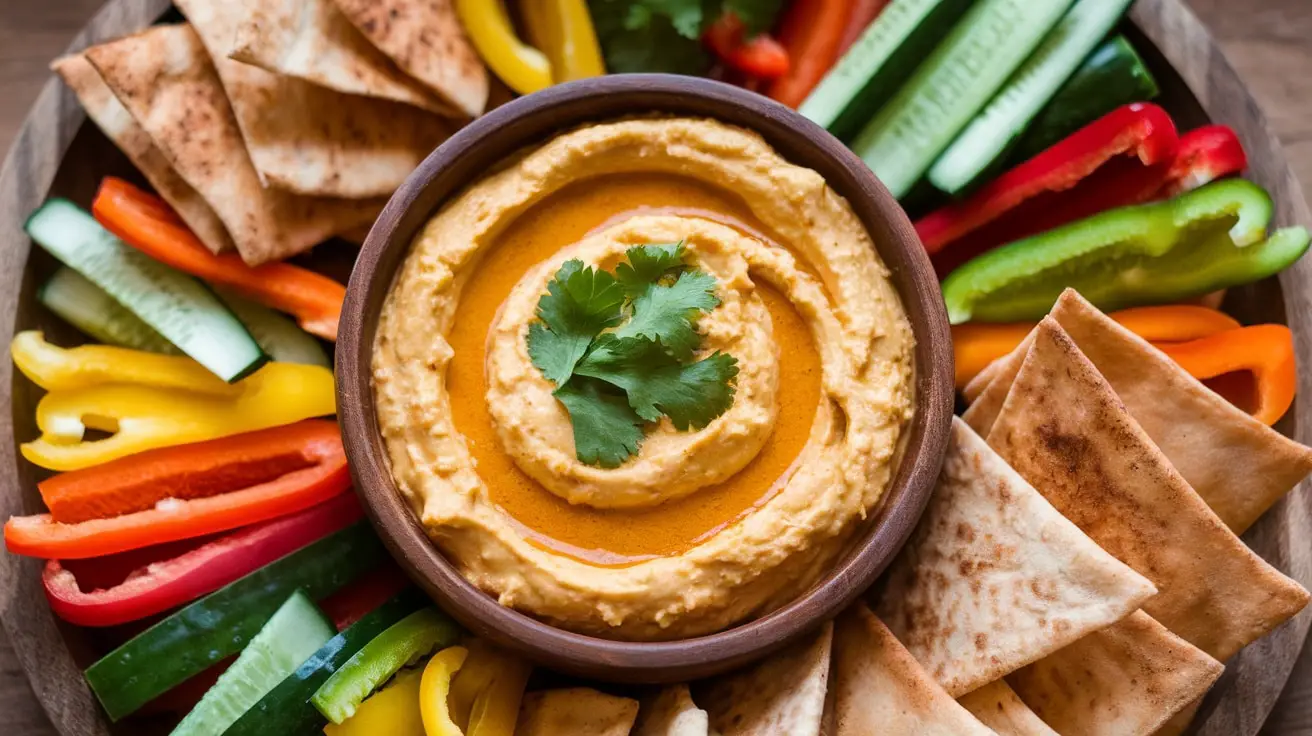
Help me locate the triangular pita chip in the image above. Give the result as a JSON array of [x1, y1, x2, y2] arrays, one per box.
[[333, 0, 488, 118], [52, 53, 234, 254], [957, 680, 1058, 736], [987, 318, 1309, 662], [830, 605, 995, 735], [514, 688, 638, 736], [634, 684, 708, 736], [176, 0, 450, 199], [84, 24, 382, 265], [966, 289, 1312, 533], [229, 0, 455, 115], [1007, 611, 1223, 736], [696, 622, 831, 736], [877, 417, 1155, 697]]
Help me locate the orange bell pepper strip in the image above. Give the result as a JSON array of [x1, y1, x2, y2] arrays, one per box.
[[766, 0, 850, 108], [1157, 325, 1297, 426], [91, 178, 346, 341], [4, 420, 350, 559]]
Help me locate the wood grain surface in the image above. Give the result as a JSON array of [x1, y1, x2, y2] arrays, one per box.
[[1, 1, 1311, 734]]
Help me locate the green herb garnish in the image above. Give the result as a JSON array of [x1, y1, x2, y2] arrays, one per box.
[[528, 243, 739, 468]]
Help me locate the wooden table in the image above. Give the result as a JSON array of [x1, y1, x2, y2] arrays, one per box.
[[2, 0, 1312, 733]]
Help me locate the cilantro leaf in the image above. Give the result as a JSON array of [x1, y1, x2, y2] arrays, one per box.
[[575, 336, 739, 430], [554, 377, 647, 468], [724, 0, 787, 35], [612, 269, 720, 361], [616, 242, 686, 297], [588, 0, 711, 75], [528, 259, 626, 386]]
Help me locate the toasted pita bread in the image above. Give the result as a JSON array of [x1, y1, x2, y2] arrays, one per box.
[[175, 0, 450, 199], [84, 25, 383, 265], [986, 318, 1309, 661], [878, 417, 1156, 697], [229, 0, 455, 115], [958, 680, 1057, 736], [52, 53, 235, 255], [1008, 611, 1222, 736], [634, 685, 708, 736], [514, 688, 638, 736], [696, 623, 831, 736], [830, 605, 995, 735], [965, 289, 1312, 534], [332, 0, 488, 118]]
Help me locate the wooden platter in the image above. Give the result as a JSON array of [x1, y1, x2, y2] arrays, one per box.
[[1, 0, 1310, 734]]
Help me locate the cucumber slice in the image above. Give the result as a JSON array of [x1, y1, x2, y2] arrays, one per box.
[[798, 0, 974, 143], [850, 0, 1075, 199], [1008, 35, 1159, 165], [928, 0, 1136, 195], [171, 591, 334, 736], [25, 200, 267, 382], [214, 288, 331, 367], [39, 267, 179, 355]]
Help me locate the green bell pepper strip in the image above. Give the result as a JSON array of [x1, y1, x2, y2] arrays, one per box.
[[85, 522, 387, 721], [942, 179, 1310, 323], [224, 588, 428, 736], [312, 607, 462, 724]]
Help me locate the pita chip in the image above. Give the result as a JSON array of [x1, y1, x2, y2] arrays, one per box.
[[514, 688, 638, 736], [333, 0, 488, 118], [229, 0, 455, 115], [877, 417, 1156, 697], [696, 622, 831, 736], [84, 24, 382, 265], [175, 0, 450, 199], [1007, 611, 1223, 736], [830, 605, 995, 735], [966, 289, 1312, 534], [634, 684, 708, 736], [958, 680, 1058, 736], [51, 53, 235, 255]]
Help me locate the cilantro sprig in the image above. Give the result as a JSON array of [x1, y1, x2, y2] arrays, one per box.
[[528, 243, 739, 468]]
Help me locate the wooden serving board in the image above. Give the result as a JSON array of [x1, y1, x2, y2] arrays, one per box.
[[1, 0, 1309, 734]]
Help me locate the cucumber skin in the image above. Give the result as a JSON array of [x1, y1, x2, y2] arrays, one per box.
[[38, 268, 180, 355], [1007, 35, 1159, 166]]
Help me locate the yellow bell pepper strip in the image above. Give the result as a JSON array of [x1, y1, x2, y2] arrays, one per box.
[[11, 331, 239, 397], [456, 0, 552, 96], [324, 669, 426, 736], [420, 646, 469, 736], [21, 362, 336, 471], [448, 641, 532, 736], [1157, 324, 1297, 426], [519, 0, 605, 83], [952, 304, 1242, 388]]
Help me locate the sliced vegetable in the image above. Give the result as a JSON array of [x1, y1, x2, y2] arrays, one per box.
[[320, 565, 413, 631], [1159, 325, 1297, 426], [928, 0, 1135, 195], [704, 13, 790, 80], [17, 361, 335, 471], [84, 522, 387, 721], [519, 0, 605, 82], [172, 591, 335, 736], [800, 0, 974, 142], [12, 331, 238, 397], [420, 647, 470, 736], [850, 0, 1072, 198], [1008, 35, 1159, 165], [39, 267, 178, 354], [447, 641, 532, 736], [765, 0, 849, 108], [455, 0, 552, 95], [226, 588, 428, 735], [214, 289, 330, 367], [313, 608, 462, 724], [25, 198, 266, 381], [91, 178, 347, 342], [941, 179, 1311, 323], [835, 0, 891, 57], [1157, 124, 1249, 198], [323, 669, 425, 736], [42, 493, 362, 627]]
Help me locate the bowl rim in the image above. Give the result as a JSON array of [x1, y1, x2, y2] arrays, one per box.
[[336, 73, 954, 683]]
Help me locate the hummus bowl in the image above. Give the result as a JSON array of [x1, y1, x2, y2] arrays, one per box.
[[337, 74, 953, 682]]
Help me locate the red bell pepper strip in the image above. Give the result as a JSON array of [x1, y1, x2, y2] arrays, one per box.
[[320, 564, 413, 631], [766, 0, 849, 108], [917, 103, 1179, 261], [1157, 124, 1248, 198], [91, 178, 346, 341], [837, 0, 890, 57], [705, 13, 790, 81], [42, 492, 362, 627], [4, 420, 350, 559]]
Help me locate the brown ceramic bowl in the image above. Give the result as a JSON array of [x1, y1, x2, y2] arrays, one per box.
[[336, 74, 954, 683]]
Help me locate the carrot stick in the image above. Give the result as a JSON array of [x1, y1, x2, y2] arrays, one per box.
[[1157, 325, 1297, 426], [836, 0, 890, 57], [766, 0, 850, 108]]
